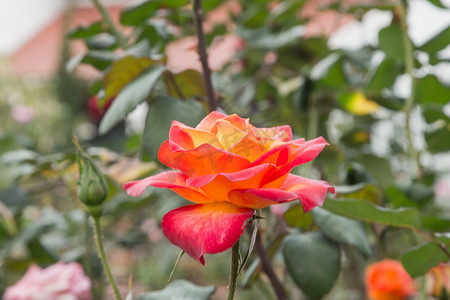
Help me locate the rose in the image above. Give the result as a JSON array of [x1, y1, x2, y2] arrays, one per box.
[[426, 263, 450, 299], [365, 259, 416, 300], [124, 111, 334, 265], [4, 262, 91, 300]]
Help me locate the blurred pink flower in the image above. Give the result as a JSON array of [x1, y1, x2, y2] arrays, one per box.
[[165, 35, 244, 74], [203, 0, 241, 33], [4, 262, 91, 300], [435, 179, 450, 199], [11, 105, 35, 124]]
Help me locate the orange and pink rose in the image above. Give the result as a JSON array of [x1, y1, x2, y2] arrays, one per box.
[[124, 111, 334, 264], [365, 259, 417, 300]]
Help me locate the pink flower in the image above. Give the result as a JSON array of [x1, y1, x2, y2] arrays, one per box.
[[124, 111, 334, 265], [4, 262, 91, 300], [11, 105, 35, 124]]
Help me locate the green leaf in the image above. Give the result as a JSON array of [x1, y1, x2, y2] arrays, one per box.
[[425, 0, 447, 8], [102, 56, 156, 104], [355, 154, 395, 188], [416, 74, 450, 105], [164, 70, 205, 99], [420, 25, 450, 63], [422, 104, 449, 123], [161, 0, 189, 7], [249, 25, 305, 50], [85, 34, 117, 50], [379, 24, 404, 61], [283, 204, 313, 229], [365, 58, 399, 93], [425, 126, 450, 153], [142, 96, 206, 161], [401, 242, 450, 277], [68, 21, 105, 39], [136, 280, 215, 300], [323, 199, 421, 229], [99, 64, 165, 134], [336, 183, 383, 205], [312, 207, 372, 258], [310, 53, 347, 89], [283, 232, 341, 299], [423, 216, 450, 232], [81, 51, 117, 70], [121, 0, 160, 26]]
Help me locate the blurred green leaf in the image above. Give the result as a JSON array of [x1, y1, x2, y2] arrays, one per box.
[[323, 199, 421, 229], [420, 25, 450, 63], [248, 25, 305, 50], [136, 280, 216, 300], [386, 184, 433, 208], [422, 104, 449, 123], [68, 21, 105, 39], [164, 70, 206, 99], [310, 53, 346, 89], [355, 154, 395, 188], [312, 207, 372, 258], [99, 64, 165, 135], [423, 216, 450, 232], [425, 0, 447, 8], [283, 232, 341, 299], [401, 242, 450, 277], [142, 96, 206, 161], [120, 0, 160, 26], [86, 34, 117, 50], [365, 58, 399, 93], [161, 0, 189, 7], [81, 51, 118, 70], [284, 204, 313, 229], [101, 56, 156, 104], [336, 183, 383, 205], [379, 24, 404, 61], [426, 126, 450, 153], [416, 74, 450, 105]]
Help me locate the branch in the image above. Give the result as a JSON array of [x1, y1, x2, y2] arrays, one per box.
[[192, 0, 217, 111]]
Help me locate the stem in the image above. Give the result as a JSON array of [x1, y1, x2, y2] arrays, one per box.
[[92, 216, 123, 300], [399, 0, 423, 179], [249, 224, 287, 300], [167, 72, 186, 100], [91, 0, 127, 48], [227, 242, 240, 300], [192, 0, 217, 111]]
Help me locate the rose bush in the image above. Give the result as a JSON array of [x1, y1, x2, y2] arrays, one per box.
[[124, 111, 334, 264], [365, 259, 416, 300], [4, 262, 91, 300]]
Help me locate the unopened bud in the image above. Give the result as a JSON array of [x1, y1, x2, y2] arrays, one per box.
[[77, 152, 108, 216], [426, 263, 450, 300]]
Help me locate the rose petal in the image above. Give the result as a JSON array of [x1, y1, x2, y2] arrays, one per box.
[[161, 202, 254, 264], [123, 171, 213, 203], [214, 119, 247, 149], [195, 111, 227, 131], [281, 174, 335, 212], [159, 140, 251, 176], [253, 125, 292, 142], [228, 188, 298, 208], [169, 120, 221, 149], [187, 163, 279, 202], [251, 136, 329, 183]]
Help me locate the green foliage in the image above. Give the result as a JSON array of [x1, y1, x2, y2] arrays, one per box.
[[99, 65, 166, 134], [283, 232, 341, 299]]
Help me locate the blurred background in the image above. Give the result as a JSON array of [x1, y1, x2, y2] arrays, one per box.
[[1, 0, 450, 299]]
